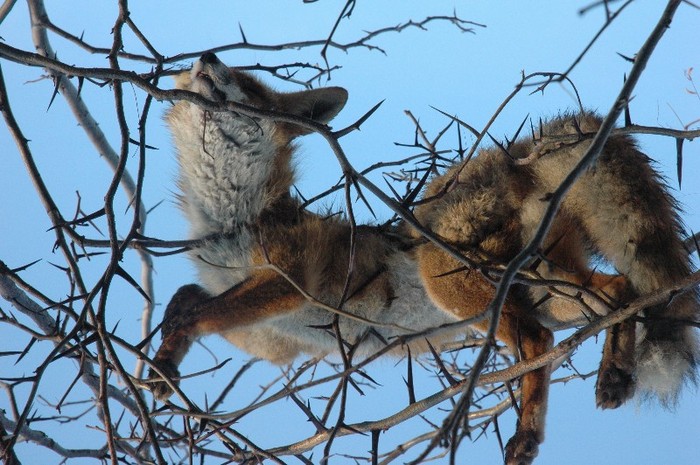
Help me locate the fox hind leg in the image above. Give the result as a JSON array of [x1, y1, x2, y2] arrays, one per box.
[[417, 243, 553, 465], [534, 223, 639, 408], [596, 319, 637, 408], [496, 313, 553, 465], [570, 145, 698, 404]]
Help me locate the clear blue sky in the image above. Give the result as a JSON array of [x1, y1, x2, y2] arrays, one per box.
[[1, 1, 699, 464]]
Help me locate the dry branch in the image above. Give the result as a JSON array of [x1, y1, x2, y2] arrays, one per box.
[[1, 0, 697, 464]]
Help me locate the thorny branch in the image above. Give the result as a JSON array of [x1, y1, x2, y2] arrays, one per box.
[[29, 3, 483, 83], [1, 0, 698, 464]]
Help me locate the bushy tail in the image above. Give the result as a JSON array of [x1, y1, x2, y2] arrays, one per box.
[[566, 121, 700, 404], [436, 112, 698, 404], [631, 259, 698, 405], [532, 114, 697, 403]]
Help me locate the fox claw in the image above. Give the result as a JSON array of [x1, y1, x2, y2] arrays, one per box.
[[505, 429, 540, 465], [146, 360, 180, 401], [596, 361, 635, 409]]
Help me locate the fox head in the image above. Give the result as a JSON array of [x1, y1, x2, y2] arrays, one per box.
[[172, 52, 348, 138], [167, 52, 348, 235]]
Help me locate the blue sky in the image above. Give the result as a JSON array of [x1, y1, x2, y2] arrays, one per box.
[[1, 1, 699, 464]]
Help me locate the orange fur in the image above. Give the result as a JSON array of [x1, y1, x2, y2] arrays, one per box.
[[148, 53, 698, 465]]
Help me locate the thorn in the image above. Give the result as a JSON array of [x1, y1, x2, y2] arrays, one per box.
[[383, 177, 403, 202], [352, 177, 376, 219], [676, 138, 683, 189], [8, 259, 42, 273], [623, 74, 632, 127], [488, 132, 513, 160], [128, 138, 159, 150], [47, 75, 61, 112], [333, 100, 383, 138], [508, 113, 529, 149], [616, 52, 635, 63], [570, 116, 583, 138], [77, 76, 84, 97], [430, 106, 480, 138]]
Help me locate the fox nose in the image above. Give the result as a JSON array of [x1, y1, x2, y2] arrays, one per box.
[[200, 52, 219, 65]]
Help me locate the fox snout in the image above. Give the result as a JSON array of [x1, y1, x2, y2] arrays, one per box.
[[200, 52, 220, 65], [190, 52, 238, 102]]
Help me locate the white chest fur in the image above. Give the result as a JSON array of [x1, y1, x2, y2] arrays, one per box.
[[169, 103, 278, 293], [173, 104, 278, 235]]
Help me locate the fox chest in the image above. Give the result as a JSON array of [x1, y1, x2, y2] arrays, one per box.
[[176, 108, 279, 234]]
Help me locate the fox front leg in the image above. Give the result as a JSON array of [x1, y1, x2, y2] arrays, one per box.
[[147, 284, 211, 401], [147, 271, 308, 401]]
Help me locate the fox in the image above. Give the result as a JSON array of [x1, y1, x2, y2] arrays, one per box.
[[147, 51, 698, 465]]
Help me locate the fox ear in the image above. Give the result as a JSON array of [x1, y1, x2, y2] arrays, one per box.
[[278, 87, 348, 128]]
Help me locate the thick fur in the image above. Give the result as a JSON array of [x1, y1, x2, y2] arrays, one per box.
[[414, 114, 699, 404], [163, 54, 458, 365], [149, 52, 698, 465]]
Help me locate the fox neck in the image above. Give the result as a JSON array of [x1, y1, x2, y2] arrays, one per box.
[[173, 104, 295, 238]]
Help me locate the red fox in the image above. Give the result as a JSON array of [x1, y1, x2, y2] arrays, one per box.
[[148, 52, 698, 465]]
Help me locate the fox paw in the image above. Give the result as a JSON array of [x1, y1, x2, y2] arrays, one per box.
[[504, 429, 540, 465], [146, 360, 180, 401], [595, 361, 635, 409]]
